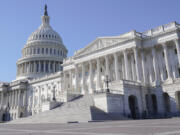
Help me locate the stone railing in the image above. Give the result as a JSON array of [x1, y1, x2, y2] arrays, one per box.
[[63, 56, 74, 64], [142, 21, 179, 37], [30, 71, 62, 83], [122, 80, 141, 86], [94, 89, 122, 94]]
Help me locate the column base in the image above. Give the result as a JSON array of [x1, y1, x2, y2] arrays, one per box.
[[151, 80, 160, 86], [164, 78, 173, 84], [89, 88, 94, 94], [81, 90, 85, 95]]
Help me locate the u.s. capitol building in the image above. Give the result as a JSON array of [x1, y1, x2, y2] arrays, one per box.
[[0, 5, 180, 123]]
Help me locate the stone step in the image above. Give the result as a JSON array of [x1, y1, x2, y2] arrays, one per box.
[[9, 94, 119, 124]]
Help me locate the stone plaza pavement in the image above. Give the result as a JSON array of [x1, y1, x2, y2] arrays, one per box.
[[1, 118, 180, 135]]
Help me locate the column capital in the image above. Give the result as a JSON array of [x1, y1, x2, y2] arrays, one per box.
[[105, 54, 109, 59], [88, 60, 92, 65], [174, 39, 179, 44], [161, 42, 167, 48], [132, 46, 139, 50], [113, 52, 119, 57]]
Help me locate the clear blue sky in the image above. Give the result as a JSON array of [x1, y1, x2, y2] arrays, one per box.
[[0, 0, 180, 82]]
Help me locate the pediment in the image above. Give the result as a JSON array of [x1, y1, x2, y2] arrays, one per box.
[[75, 34, 133, 57]]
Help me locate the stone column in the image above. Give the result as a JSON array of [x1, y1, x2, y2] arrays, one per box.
[[63, 72, 67, 91], [22, 64, 24, 74], [14, 90, 17, 107], [1, 92, 4, 106], [162, 44, 172, 79], [44, 61, 46, 72], [48, 61, 51, 73], [33, 61, 36, 73], [24, 63, 27, 74], [23, 90, 27, 107], [38, 61, 41, 73], [69, 70, 72, 91], [17, 90, 21, 106], [31, 62, 33, 73], [114, 53, 120, 80], [75, 64, 79, 92], [133, 47, 140, 81], [131, 55, 136, 81], [28, 62, 31, 73], [9, 92, 12, 108], [141, 50, 147, 83], [105, 55, 110, 77], [12, 91, 14, 107], [152, 47, 159, 84], [96, 58, 101, 90], [123, 50, 129, 80], [17, 65, 19, 76], [174, 39, 180, 68], [0, 92, 2, 106], [27, 62, 29, 74], [38, 87, 41, 107], [38, 86, 41, 106], [81, 63, 85, 94], [89, 61, 93, 94], [14, 91, 16, 107], [53, 61, 55, 73]]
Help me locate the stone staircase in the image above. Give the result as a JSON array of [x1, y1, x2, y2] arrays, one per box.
[[9, 94, 113, 124]]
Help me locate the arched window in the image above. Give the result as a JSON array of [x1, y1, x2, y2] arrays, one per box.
[[34, 48, 36, 54], [46, 62, 48, 72], [42, 48, 44, 54], [30, 48, 32, 54], [37, 48, 40, 54], [46, 48, 48, 54], [36, 62, 39, 72], [60, 50, 62, 56], [54, 49, 56, 55], [41, 62, 44, 72], [50, 48, 52, 54]]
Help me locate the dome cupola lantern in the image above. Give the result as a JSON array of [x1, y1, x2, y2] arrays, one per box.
[[42, 4, 50, 26]]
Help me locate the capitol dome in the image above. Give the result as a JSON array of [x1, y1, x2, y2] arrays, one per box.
[[27, 19, 63, 44], [16, 5, 68, 80]]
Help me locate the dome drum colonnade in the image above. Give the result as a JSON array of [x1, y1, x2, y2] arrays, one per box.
[[16, 5, 67, 79]]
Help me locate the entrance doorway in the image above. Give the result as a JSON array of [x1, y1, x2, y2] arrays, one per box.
[[20, 112, 23, 118], [2, 114, 6, 121], [128, 95, 139, 119], [151, 94, 158, 115], [163, 92, 171, 113], [176, 91, 180, 111]]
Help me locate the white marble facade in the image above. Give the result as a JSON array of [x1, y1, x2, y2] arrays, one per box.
[[0, 5, 180, 121]]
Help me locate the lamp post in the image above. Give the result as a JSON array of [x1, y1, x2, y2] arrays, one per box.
[[105, 75, 110, 93]]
